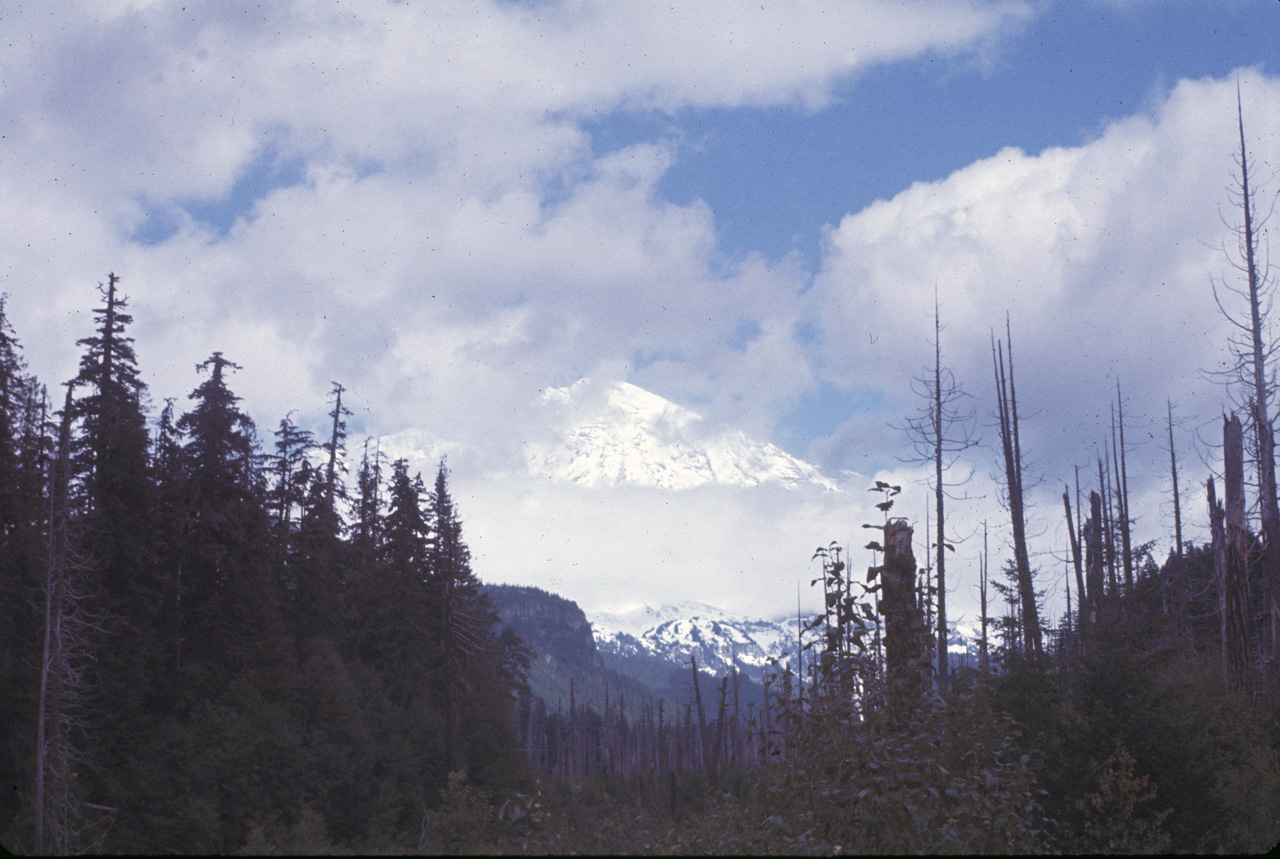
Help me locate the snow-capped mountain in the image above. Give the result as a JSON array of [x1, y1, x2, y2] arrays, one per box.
[[526, 380, 839, 491], [588, 600, 801, 680], [589, 601, 993, 684]]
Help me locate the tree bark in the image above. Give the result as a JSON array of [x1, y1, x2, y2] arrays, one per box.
[[880, 519, 925, 708], [1084, 491, 1104, 626]]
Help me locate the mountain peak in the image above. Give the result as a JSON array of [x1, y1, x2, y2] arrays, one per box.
[[527, 379, 838, 491], [588, 599, 799, 678]]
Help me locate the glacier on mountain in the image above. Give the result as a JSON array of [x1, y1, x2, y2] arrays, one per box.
[[526, 380, 839, 491], [588, 600, 995, 681], [588, 600, 801, 679]]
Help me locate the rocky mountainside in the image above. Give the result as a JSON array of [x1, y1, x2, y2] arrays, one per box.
[[486, 586, 779, 718], [526, 379, 839, 491], [488, 585, 994, 723], [588, 600, 801, 683], [485, 584, 654, 718]]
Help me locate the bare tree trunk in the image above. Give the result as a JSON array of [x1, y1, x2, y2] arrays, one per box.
[[1063, 487, 1086, 633], [932, 324, 948, 690], [993, 321, 1042, 656], [1099, 453, 1117, 593], [37, 388, 100, 855], [1233, 101, 1280, 664], [900, 296, 976, 689], [1209, 469, 1254, 696], [690, 656, 706, 770], [1211, 96, 1280, 664], [712, 676, 727, 779], [1115, 384, 1134, 590], [979, 522, 990, 672], [1168, 401, 1184, 559], [1084, 491, 1105, 627], [1064, 560, 1074, 654], [880, 519, 924, 708]]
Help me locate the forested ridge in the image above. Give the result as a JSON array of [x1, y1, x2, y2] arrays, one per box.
[[3, 117, 1280, 855], [0, 279, 529, 854]]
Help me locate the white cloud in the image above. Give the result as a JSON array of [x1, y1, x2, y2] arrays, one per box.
[[805, 71, 1280, 626], [812, 71, 1280, 483]]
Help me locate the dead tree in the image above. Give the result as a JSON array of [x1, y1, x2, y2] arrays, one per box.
[[37, 388, 107, 854], [878, 519, 926, 710], [992, 319, 1043, 657], [1063, 486, 1086, 633], [979, 522, 990, 672], [690, 656, 707, 770], [1112, 384, 1134, 590], [1098, 451, 1118, 593], [1083, 491, 1105, 627], [1208, 91, 1280, 662], [323, 381, 350, 510], [1208, 414, 1254, 695], [1168, 401, 1184, 560], [899, 293, 977, 691]]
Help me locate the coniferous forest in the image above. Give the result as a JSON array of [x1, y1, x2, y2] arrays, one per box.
[[3, 132, 1280, 856]]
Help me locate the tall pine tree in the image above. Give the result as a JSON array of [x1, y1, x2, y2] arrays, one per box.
[[173, 353, 284, 696], [428, 460, 503, 775], [0, 296, 52, 845]]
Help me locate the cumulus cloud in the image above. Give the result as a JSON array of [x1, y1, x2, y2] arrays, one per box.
[[812, 70, 1280, 487], [803, 71, 1280, 624]]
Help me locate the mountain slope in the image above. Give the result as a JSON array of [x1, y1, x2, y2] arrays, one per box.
[[589, 601, 801, 682], [485, 584, 656, 718]]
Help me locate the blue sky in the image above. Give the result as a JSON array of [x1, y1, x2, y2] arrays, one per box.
[[603, 1, 1277, 268], [2, 0, 1279, 618]]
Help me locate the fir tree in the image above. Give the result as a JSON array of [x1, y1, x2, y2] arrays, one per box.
[[67, 274, 158, 647], [172, 353, 283, 695], [428, 460, 502, 774], [267, 413, 315, 541], [0, 296, 51, 845], [348, 458, 434, 703]]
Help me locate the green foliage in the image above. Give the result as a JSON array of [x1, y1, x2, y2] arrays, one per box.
[[757, 680, 1049, 854], [1075, 742, 1172, 854], [429, 771, 498, 855], [994, 600, 1280, 853]]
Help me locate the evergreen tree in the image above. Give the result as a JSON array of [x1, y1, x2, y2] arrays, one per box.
[[288, 468, 347, 642], [267, 413, 315, 541], [284, 385, 350, 643], [64, 276, 172, 840], [172, 353, 284, 696], [322, 382, 350, 510], [348, 458, 434, 703], [68, 274, 155, 605], [350, 438, 384, 576], [267, 413, 345, 642], [428, 460, 504, 775], [178, 352, 258, 504], [0, 297, 51, 847]]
